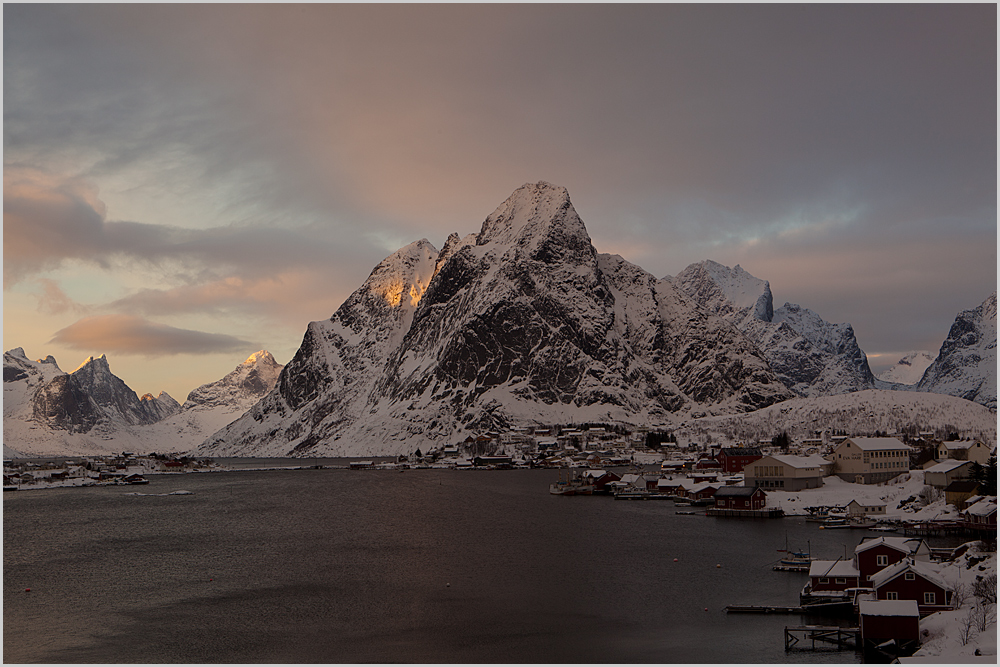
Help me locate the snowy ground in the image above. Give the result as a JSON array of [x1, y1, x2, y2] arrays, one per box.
[[763, 473, 961, 521], [910, 547, 997, 660]]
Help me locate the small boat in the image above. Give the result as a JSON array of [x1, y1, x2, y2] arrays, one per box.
[[675, 510, 698, 515], [549, 471, 594, 496], [820, 517, 876, 529]]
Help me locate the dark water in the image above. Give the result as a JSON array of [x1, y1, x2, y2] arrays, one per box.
[[3, 468, 910, 663]]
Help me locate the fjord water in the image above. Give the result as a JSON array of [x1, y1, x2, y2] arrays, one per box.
[[5, 469, 865, 663]]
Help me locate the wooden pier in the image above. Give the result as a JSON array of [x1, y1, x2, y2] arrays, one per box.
[[705, 507, 784, 518], [772, 563, 809, 572], [784, 625, 859, 651]]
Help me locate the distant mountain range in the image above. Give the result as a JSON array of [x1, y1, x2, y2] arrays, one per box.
[[3, 348, 281, 457], [4, 183, 995, 457]]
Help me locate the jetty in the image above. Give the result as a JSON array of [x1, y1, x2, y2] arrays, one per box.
[[784, 625, 859, 651]]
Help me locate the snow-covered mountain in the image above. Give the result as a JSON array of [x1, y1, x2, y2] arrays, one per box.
[[672, 260, 877, 397], [917, 292, 997, 410], [877, 351, 936, 385], [681, 389, 996, 448], [3, 348, 181, 455], [198, 182, 792, 457], [2, 348, 282, 456]]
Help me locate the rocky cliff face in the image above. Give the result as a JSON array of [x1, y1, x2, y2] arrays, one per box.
[[917, 292, 997, 410], [199, 182, 791, 457], [673, 260, 877, 397]]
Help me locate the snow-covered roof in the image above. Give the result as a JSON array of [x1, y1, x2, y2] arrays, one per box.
[[843, 437, 912, 451], [924, 459, 972, 474], [809, 559, 859, 578], [855, 536, 925, 556], [769, 454, 828, 469], [871, 559, 949, 591], [859, 599, 920, 617], [966, 496, 997, 517], [939, 440, 983, 451]]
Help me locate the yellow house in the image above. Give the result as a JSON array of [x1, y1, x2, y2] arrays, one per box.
[[831, 437, 912, 484], [936, 440, 992, 465]]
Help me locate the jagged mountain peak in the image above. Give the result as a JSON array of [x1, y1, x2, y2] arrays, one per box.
[[673, 260, 773, 324], [242, 350, 278, 367], [476, 181, 589, 257], [73, 354, 110, 374], [675, 260, 876, 397], [7, 347, 27, 360], [185, 351, 283, 410], [917, 291, 996, 410]]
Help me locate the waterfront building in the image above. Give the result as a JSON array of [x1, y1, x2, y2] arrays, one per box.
[[853, 537, 930, 584], [870, 559, 953, 616]]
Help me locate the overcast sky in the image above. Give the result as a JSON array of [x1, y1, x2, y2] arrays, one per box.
[[4, 4, 996, 401]]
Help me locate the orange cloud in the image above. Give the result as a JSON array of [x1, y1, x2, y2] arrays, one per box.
[[49, 314, 255, 356]]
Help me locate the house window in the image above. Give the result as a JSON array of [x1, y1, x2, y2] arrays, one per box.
[[877, 555, 888, 566], [886, 592, 898, 600], [905, 573, 915, 581], [835, 578, 847, 584], [819, 577, 829, 584], [924, 592, 936, 605]]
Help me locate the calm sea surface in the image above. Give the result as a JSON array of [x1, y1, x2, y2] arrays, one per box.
[[4, 468, 955, 663]]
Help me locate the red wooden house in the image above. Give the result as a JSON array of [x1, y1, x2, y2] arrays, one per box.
[[712, 486, 766, 510], [870, 559, 953, 616], [853, 537, 930, 584], [716, 446, 763, 473]]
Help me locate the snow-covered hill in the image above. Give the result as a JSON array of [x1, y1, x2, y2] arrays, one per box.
[[673, 260, 878, 397], [877, 351, 936, 385], [198, 182, 792, 457], [676, 389, 996, 447], [918, 292, 997, 410], [2, 348, 281, 457]]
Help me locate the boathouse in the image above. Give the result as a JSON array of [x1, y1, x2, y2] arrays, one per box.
[[807, 559, 861, 593], [870, 558, 953, 615], [712, 486, 766, 510], [858, 599, 920, 648]]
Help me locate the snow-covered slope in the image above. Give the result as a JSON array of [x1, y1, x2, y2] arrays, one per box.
[[678, 389, 996, 447], [918, 292, 997, 410], [673, 260, 878, 397], [138, 351, 284, 454], [2, 348, 281, 457], [877, 351, 936, 385], [198, 182, 792, 457]]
